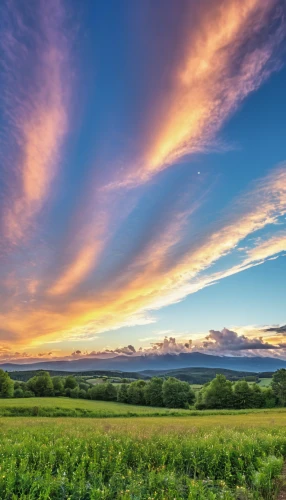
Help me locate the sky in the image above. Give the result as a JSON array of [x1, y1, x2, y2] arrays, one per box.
[[0, 0, 286, 363]]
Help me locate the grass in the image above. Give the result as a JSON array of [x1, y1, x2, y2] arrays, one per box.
[[0, 413, 286, 498], [258, 378, 273, 387], [0, 397, 191, 416], [0, 397, 284, 418]]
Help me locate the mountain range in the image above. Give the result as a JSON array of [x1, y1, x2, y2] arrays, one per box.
[[1, 352, 286, 373]]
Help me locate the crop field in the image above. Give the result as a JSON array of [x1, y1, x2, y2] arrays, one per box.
[[1, 411, 286, 498]]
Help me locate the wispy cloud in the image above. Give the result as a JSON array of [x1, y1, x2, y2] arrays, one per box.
[[0, 164, 285, 346], [118, 0, 285, 186], [1, 0, 71, 244], [0, 0, 285, 354]]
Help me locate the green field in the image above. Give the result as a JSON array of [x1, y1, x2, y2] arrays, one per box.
[[1, 398, 286, 498], [258, 378, 273, 387], [0, 397, 192, 416], [0, 411, 286, 499], [0, 396, 283, 419]]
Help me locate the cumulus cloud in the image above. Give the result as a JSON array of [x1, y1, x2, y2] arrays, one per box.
[[203, 328, 279, 352]]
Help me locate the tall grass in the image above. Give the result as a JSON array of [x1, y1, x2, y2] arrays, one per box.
[[0, 420, 285, 498]]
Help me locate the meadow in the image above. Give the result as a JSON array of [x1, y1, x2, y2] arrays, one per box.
[[0, 396, 284, 418], [1, 408, 286, 498]]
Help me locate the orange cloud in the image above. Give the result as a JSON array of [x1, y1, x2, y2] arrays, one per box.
[[119, 0, 284, 186], [2, 1, 70, 244], [1, 165, 285, 348], [48, 243, 102, 296], [246, 232, 286, 262]]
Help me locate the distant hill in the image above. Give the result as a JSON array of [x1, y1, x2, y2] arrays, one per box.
[[140, 367, 260, 384], [2, 351, 286, 373], [8, 369, 144, 382]]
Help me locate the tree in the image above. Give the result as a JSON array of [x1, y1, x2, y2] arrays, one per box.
[[52, 377, 64, 396], [89, 384, 106, 400], [127, 380, 146, 405], [27, 372, 54, 397], [233, 380, 253, 409], [144, 377, 164, 407], [104, 382, 117, 401], [79, 382, 90, 391], [250, 384, 264, 408], [78, 389, 87, 399], [162, 377, 195, 408], [65, 376, 78, 390], [117, 384, 129, 403], [272, 369, 286, 406], [88, 382, 116, 401], [70, 387, 79, 398], [14, 388, 24, 398], [202, 375, 234, 409], [262, 387, 276, 408], [0, 370, 14, 398]]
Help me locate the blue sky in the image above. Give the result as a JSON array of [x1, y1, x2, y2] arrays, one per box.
[[0, 0, 285, 362]]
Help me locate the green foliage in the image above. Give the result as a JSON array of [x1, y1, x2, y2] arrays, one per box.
[[127, 380, 146, 405], [201, 375, 234, 409], [263, 387, 276, 408], [27, 371, 54, 397], [117, 383, 129, 403], [89, 382, 117, 401], [0, 419, 284, 498], [144, 377, 164, 407], [52, 376, 64, 396], [64, 375, 78, 390], [233, 380, 254, 409], [70, 387, 80, 398], [162, 377, 195, 408], [0, 370, 14, 398], [272, 369, 286, 406], [252, 455, 283, 499], [13, 388, 24, 398]]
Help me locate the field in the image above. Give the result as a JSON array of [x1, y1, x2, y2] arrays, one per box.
[[0, 396, 283, 418], [258, 378, 273, 387], [1, 404, 286, 498], [0, 397, 191, 417]]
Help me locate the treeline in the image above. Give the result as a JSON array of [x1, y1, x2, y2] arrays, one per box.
[[196, 375, 275, 409], [195, 370, 286, 409], [0, 371, 195, 409], [1, 369, 286, 411], [9, 369, 141, 382]]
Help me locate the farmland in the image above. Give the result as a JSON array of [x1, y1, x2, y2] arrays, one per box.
[[1, 411, 286, 498]]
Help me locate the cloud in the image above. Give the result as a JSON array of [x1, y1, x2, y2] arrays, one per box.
[[0, 0, 71, 244], [48, 244, 102, 296], [0, 0, 285, 354], [245, 232, 286, 262], [203, 327, 278, 352], [263, 325, 286, 334], [117, 0, 285, 186], [0, 164, 285, 347]]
